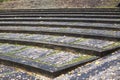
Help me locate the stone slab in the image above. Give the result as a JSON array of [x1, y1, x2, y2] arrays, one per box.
[[0, 14, 120, 18], [55, 49, 120, 80], [0, 18, 120, 23], [0, 12, 120, 14], [0, 26, 119, 39], [0, 43, 97, 76], [0, 33, 119, 56]]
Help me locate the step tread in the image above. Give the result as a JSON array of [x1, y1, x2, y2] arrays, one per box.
[[0, 21, 119, 28], [0, 43, 97, 76], [0, 33, 119, 54], [0, 26, 119, 39], [0, 18, 119, 23]]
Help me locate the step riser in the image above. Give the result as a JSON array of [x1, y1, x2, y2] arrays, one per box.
[[0, 8, 119, 12], [0, 13, 120, 15], [0, 19, 119, 23], [0, 22, 119, 30], [0, 15, 120, 18]]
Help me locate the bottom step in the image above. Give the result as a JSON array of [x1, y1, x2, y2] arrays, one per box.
[[0, 43, 98, 77]]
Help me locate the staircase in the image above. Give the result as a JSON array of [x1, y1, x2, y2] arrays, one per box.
[[0, 8, 119, 77]]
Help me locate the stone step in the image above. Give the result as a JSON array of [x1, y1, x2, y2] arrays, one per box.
[[0, 21, 119, 30], [0, 43, 98, 77], [0, 8, 119, 12], [0, 14, 120, 18], [0, 8, 119, 78], [0, 26, 119, 40], [0, 18, 119, 23], [56, 49, 120, 80], [0, 12, 120, 15], [0, 33, 119, 56]]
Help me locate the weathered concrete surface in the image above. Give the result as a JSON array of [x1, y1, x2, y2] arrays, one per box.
[[0, 0, 120, 9]]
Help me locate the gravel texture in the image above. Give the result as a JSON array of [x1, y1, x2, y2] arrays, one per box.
[[0, 64, 37, 80], [0, 0, 119, 9]]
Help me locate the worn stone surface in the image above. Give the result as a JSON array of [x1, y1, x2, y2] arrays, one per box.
[[0, 43, 96, 73], [0, 33, 119, 51], [0, 49, 119, 80], [0, 0, 120, 9], [0, 24, 120, 38], [40, 51, 80, 67], [55, 49, 120, 80], [73, 39, 115, 49], [0, 7, 119, 80], [16, 47, 54, 59], [0, 44, 25, 54]]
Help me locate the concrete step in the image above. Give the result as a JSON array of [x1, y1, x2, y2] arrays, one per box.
[[0, 8, 119, 78], [0, 26, 119, 40], [0, 8, 119, 12], [0, 42, 98, 77], [0, 14, 120, 18], [0, 18, 119, 23], [0, 26, 120, 40], [0, 12, 120, 15], [0, 33, 119, 56], [0, 21, 119, 30]]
